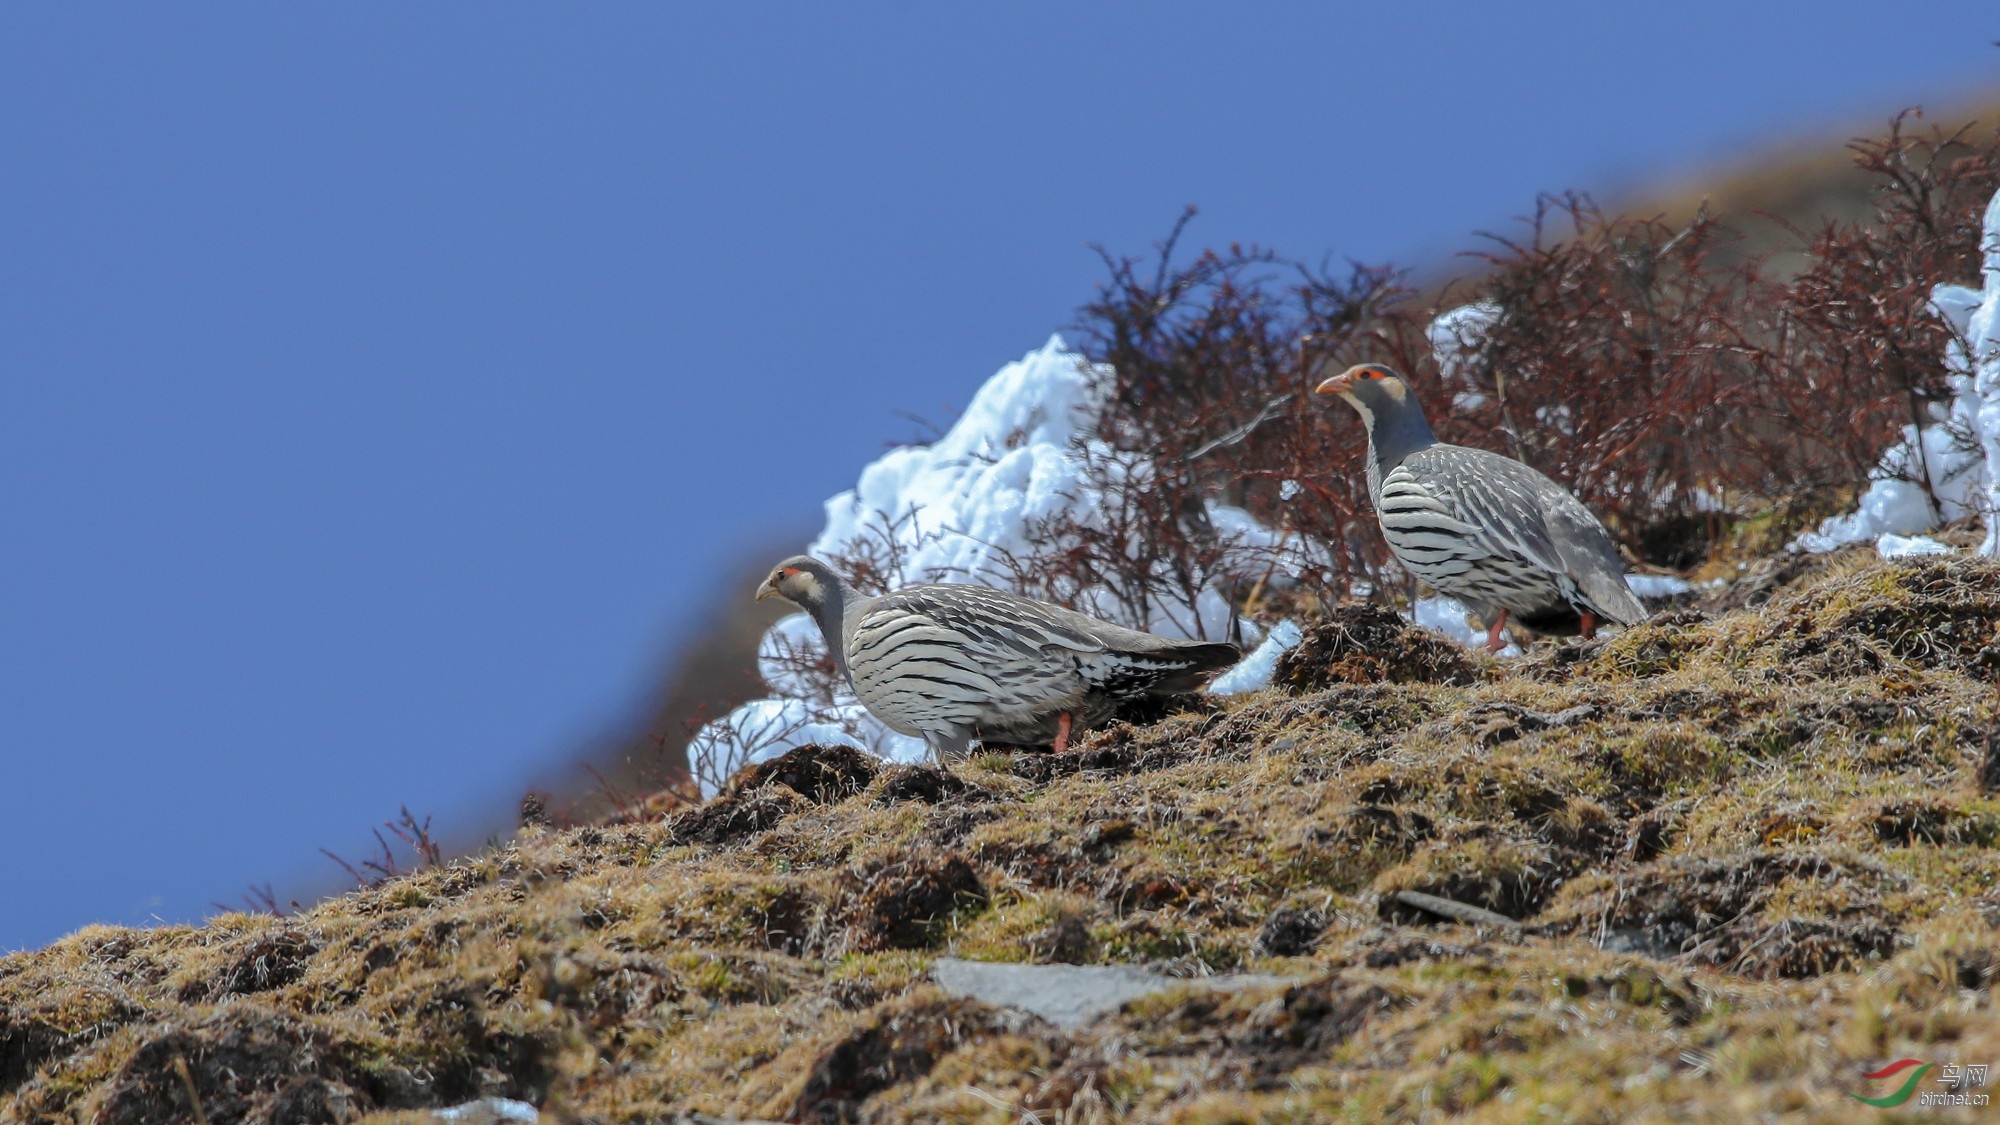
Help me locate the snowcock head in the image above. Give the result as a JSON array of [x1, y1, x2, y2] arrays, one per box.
[[757, 555, 842, 614], [1314, 362, 1417, 429]]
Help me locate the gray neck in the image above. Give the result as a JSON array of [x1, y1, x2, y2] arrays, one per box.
[[1366, 399, 1438, 474], [807, 572, 851, 681]]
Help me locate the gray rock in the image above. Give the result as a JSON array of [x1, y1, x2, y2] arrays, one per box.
[[931, 957, 1289, 1029], [429, 1097, 540, 1123]]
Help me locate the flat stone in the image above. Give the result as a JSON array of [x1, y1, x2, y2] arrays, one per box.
[[429, 1098, 539, 1124], [931, 958, 1290, 1029]]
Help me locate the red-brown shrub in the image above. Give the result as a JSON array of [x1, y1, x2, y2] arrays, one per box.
[[1064, 113, 1998, 590]]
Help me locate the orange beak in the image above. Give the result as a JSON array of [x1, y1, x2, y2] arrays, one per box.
[[1314, 371, 1356, 397]]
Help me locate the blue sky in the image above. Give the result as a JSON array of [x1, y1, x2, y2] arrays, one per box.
[[0, 4, 1993, 952]]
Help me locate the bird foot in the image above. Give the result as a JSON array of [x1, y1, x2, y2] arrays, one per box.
[[1052, 712, 1073, 754], [1579, 612, 1597, 641], [1484, 611, 1511, 655]]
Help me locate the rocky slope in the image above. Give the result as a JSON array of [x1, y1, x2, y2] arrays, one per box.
[[5, 550, 2000, 1123], [538, 96, 2000, 832]]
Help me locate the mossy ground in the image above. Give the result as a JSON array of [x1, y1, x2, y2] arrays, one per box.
[[6, 555, 2000, 1123]]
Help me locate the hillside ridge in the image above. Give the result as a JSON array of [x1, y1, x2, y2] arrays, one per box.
[[6, 550, 2000, 1123]]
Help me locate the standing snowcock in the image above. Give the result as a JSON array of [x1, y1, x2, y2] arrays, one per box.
[[1313, 362, 1647, 652], [757, 556, 1241, 764]]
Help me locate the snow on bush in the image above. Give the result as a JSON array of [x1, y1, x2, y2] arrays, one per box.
[[1430, 300, 1503, 411], [1405, 574, 1689, 662], [1876, 532, 1952, 558], [1796, 185, 2000, 556], [1209, 620, 1302, 695], [1947, 186, 2000, 556], [689, 170, 2000, 792], [813, 336, 1110, 592], [1413, 594, 1517, 657], [1624, 574, 1694, 599], [1429, 300, 1503, 378], [690, 337, 1286, 793]]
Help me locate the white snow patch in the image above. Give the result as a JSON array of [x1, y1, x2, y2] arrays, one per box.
[[1876, 532, 1952, 558], [1534, 403, 1576, 436], [810, 336, 1105, 588], [1626, 574, 1693, 599], [692, 337, 1265, 796], [1796, 185, 2000, 554], [755, 612, 833, 701], [804, 336, 1263, 640], [433, 1099, 540, 1124], [685, 697, 925, 793], [1204, 503, 1318, 612], [1691, 486, 1731, 513], [1955, 185, 2000, 554], [1792, 433, 1969, 552], [1208, 620, 1303, 695], [1429, 301, 1503, 382], [1413, 595, 1518, 658]]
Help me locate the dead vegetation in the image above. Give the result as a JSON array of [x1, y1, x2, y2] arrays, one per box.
[[1066, 111, 1996, 607], [659, 113, 1996, 800], [1272, 603, 1486, 690], [6, 554, 2000, 1123], [12, 114, 2000, 1123]]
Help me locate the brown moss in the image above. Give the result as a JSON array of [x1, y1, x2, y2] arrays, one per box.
[[869, 764, 979, 806], [845, 850, 989, 951], [1272, 602, 1483, 690], [665, 783, 811, 846], [729, 741, 881, 804], [787, 994, 1016, 1124], [1753, 558, 2000, 678], [1374, 830, 1579, 923], [202, 928, 321, 1000], [1540, 849, 1905, 978], [9, 551, 2000, 1122]]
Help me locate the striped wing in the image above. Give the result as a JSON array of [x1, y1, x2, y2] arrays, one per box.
[[1401, 446, 1568, 572], [1375, 461, 1559, 609], [842, 586, 1100, 736], [1396, 444, 1644, 624]]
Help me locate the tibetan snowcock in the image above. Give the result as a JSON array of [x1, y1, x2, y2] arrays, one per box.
[[1315, 362, 1646, 651], [758, 556, 1240, 763]]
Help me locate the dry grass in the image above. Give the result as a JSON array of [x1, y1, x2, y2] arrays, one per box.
[[5, 555, 2000, 1123]]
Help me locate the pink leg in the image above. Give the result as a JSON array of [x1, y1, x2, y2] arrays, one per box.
[[1579, 611, 1597, 641], [1052, 712, 1073, 754], [1485, 610, 1511, 654]]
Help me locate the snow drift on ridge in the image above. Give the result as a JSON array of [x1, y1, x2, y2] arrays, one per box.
[[692, 337, 1284, 792], [695, 183, 2000, 789], [1795, 184, 2000, 557], [694, 299, 1724, 790]]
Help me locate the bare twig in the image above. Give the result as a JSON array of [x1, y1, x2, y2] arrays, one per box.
[[171, 1053, 211, 1125], [1392, 891, 1524, 934]]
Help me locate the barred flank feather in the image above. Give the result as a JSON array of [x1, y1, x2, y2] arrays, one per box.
[[1375, 450, 1644, 631], [1329, 364, 1647, 640], [762, 556, 1241, 765], [848, 586, 1238, 759]]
